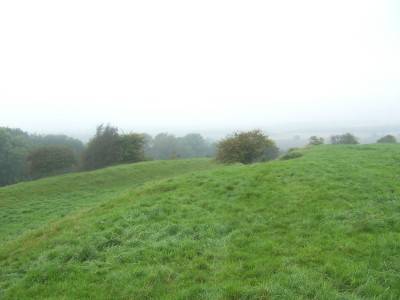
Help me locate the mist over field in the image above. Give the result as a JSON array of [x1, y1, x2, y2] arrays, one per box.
[[1, 1, 399, 139], [1, 0, 400, 187], [2, 2, 400, 298]]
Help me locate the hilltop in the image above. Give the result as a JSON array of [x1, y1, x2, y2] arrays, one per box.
[[1, 144, 400, 299]]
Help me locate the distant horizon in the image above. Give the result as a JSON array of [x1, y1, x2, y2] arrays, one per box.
[[3, 121, 400, 144]]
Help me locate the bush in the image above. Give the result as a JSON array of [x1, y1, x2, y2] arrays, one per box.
[[216, 130, 278, 164], [281, 151, 303, 160], [27, 146, 76, 179], [377, 135, 397, 143]]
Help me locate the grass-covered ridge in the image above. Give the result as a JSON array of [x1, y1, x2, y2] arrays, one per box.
[[1, 144, 400, 299], [0, 159, 218, 242]]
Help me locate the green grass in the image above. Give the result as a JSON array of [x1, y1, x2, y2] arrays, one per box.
[[1, 144, 400, 299], [0, 159, 218, 242]]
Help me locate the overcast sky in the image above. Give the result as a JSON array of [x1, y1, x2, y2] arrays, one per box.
[[1, 0, 399, 137]]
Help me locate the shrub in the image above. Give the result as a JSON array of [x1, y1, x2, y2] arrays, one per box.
[[216, 130, 278, 164], [377, 135, 397, 143], [281, 151, 303, 160]]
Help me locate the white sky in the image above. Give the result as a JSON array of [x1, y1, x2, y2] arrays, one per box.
[[1, 0, 399, 137]]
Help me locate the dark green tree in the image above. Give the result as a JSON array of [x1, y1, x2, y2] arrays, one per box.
[[0, 127, 85, 186], [118, 133, 146, 163], [0, 128, 31, 186], [27, 146, 76, 179], [216, 129, 278, 164], [377, 135, 397, 143], [80, 124, 146, 171], [308, 136, 324, 145], [80, 124, 120, 171], [330, 133, 359, 144]]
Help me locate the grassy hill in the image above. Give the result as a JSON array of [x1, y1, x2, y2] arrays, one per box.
[[0, 159, 218, 242], [1, 144, 400, 299]]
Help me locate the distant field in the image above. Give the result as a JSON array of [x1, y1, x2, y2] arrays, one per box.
[[1, 144, 400, 299]]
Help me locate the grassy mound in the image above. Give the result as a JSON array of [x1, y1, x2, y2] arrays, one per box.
[[1, 145, 400, 299], [0, 159, 218, 242]]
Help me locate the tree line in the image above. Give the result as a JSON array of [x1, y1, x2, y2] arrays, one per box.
[[80, 124, 217, 171], [308, 133, 397, 146], [0, 124, 216, 186], [0, 127, 84, 186], [1, 125, 397, 187]]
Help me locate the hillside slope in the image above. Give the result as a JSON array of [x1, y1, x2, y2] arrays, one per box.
[[1, 144, 400, 299], [0, 159, 218, 242]]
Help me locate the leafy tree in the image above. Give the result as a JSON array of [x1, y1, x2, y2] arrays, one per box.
[[216, 130, 278, 164], [377, 135, 397, 143], [80, 124, 146, 171], [151, 133, 179, 160], [330, 133, 359, 145], [0, 128, 31, 186], [80, 124, 120, 170], [27, 146, 76, 179], [0, 127, 85, 186], [308, 136, 324, 145], [31, 134, 85, 156], [178, 133, 209, 158], [118, 133, 146, 163], [147, 133, 215, 160]]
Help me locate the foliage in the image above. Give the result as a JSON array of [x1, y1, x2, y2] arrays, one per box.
[[216, 129, 278, 164], [281, 151, 304, 160], [1, 144, 400, 298], [1, 124, 216, 185], [30, 134, 85, 156], [142, 133, 154, 160], [377, 134, 397, 143], [330, 133, 359, 144], [80, 124, 120, 171], [150, 133, 180, 160], [308, 136, 324, 145], [262, 143, 280, 161], [80, 124, 147, 171], [178, 133, 209, 158], [146, 133, 215, 160], [0, 127, 85, 186], [118, 133, 146, 163], [27, 146, 76, 179], [0, 128, 31, 186]]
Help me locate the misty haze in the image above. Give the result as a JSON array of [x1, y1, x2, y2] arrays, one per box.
[[1, 1, 400, 298]]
